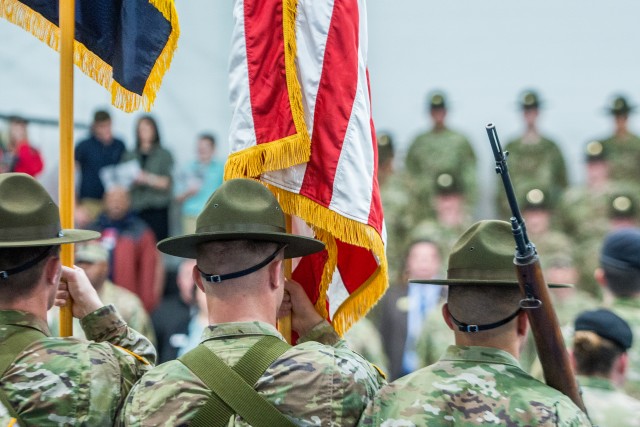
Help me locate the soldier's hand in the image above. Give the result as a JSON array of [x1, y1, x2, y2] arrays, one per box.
[[283, 278, 323, 337], [56, 265, 104, 319]]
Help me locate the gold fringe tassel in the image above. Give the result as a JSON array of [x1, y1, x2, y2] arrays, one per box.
[[224, 0, 311, 180], [0, 0, 180, 113], [266, 183, 389, 336]]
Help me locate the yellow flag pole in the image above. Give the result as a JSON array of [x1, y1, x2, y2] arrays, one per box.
[[58, 0, 76, 337], [277, 214, 293, 343]]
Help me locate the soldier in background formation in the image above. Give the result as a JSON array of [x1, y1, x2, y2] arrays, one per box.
[[599, 95, 640, 184], [496, 90, 568, 217], [120, 179, 385, 426], [359, 221, 590, 426], [405, 91, 477, 222], [571, 309, 640, 427], [596, 228, 640, 398], [0, 173, 156, 425]]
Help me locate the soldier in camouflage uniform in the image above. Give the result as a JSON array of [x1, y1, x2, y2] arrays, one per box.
[[596, 228, 640, 399], [572, 309, 640, 427], [343, 317, 389, 376], [0, 173, 156, 426], [119, 179, 385, 426], [405, 91, 477, 221], [496, 90, 568, 217], [599, 95, 640, 184], [49, 242, 157, 344], [359, 220, 590, 426]]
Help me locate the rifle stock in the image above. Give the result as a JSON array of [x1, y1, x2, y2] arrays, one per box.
[[486, 124, 587, 414]]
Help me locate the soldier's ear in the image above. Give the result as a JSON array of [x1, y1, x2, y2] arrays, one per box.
[[516, 311, 528, 338], [192, 264, 206, 293], [268, 259, 283, 290], [594, 268, 606, 287], [441, 303, 455, 331]]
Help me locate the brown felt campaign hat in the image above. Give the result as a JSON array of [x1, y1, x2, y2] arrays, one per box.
[[0, 173, 100, 248], [410, 220, 570, 288], [157, 178, 325, 259]]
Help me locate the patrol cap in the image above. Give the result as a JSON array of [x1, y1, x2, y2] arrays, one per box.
[[600, 228, 640, 271], [608, 194, 637, 219], [75, 242, 109, 264], [427, 91, 447, 110], [575, 308, 633, 351], [411, 220, 569, 287], [607, 95, 635, 116], [519, 90, 542, 110], [585, 140, 606, 163], [435, 172, 463, 195]]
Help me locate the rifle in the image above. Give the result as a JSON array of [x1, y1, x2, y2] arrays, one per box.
[[486, 123, 587, 413]]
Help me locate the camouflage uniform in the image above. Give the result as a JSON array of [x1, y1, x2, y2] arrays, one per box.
[[405, 128, 477, 220], [578, 376, 640, 427], [380, 172, 413, 283], [119, 320, 386, 426], [49, 280, 156, 345], [608, 297, 640, 399], [497, 136, 568, 217], [343, 317, 389, 376], [0, 305, 156, 426], [601, 132, 640, 184], [359, 345, 591, 426]]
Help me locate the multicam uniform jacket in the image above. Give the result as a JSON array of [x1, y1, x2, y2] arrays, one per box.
[[119, 320, 386, 426], [0, 305, 156, 426], [359, 345, 591, 427], [578, 376, 640, 427], [609, 297, 640, 399]]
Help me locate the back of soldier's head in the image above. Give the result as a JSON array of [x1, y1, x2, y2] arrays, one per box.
[[599, 228, 640, 297]]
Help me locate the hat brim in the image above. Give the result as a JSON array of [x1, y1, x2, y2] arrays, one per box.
[[0, 229, 100, 248], [410, 278, 572, 288], [157, 231, 325, 259]]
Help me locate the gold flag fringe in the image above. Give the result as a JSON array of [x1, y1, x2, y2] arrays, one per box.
[[223, 0, 311, 179], [265, 182, 389, 336], [0, 0, 180, 113]]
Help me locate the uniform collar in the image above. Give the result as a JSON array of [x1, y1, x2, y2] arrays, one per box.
[[441, 345, 522, 369], [577, 375, 616, 391], [200, 321, 284, 343], [0, 309, 52, 336], [612, 297, 640, 309]]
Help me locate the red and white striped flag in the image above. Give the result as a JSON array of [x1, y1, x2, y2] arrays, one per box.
[[225, 0, 387, 335]]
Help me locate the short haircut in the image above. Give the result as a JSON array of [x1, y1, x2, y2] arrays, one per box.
[[447, 285, 521, 332], [602, 263, 640, 297], [196, 240, 280, 284], [573, 330, 623, 376], [0, 246, 58, 302], [199, 133, 216, 146], [93, 110, 111, 123]]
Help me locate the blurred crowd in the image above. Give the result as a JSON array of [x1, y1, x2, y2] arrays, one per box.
[[2, 88, 640, 414]]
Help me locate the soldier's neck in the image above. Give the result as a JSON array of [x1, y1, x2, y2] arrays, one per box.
[[0, 293, 49, 324], [206, 295, 277, 328]]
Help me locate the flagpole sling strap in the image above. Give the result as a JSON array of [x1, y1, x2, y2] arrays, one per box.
[[0, 326, 47, 425], [179, 335, 296, 427]]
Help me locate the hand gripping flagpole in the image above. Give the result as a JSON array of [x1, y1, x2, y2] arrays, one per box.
[[58, 0, 76, 337]]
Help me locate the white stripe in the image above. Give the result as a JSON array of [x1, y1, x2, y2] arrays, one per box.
[[296, 0, 335, 138], [327, 267, 349, 320], [228, 0, 257, 154], [328, 9, 374, 224]]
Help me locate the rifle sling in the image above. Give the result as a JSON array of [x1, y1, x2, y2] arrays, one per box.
[[179, 335, 295, 427], [0, 325, 47, 424]]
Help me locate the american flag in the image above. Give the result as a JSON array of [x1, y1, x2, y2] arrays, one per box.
[[225, 0, 387, 335]]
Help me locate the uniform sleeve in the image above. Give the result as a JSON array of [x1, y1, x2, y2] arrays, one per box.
[[81, 304, 157, 390]]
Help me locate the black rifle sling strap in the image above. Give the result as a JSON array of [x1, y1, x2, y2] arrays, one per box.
[[0, 326, 47, 424], [179, 335, 296, 427]]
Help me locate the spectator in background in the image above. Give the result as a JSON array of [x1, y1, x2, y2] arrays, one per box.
[[152, 259, 197, 363], [571, 309, 640, 427], [49, 242, 156, 345], [4, 115, 43, 176], [125, 115, 174, 241], [89, 186, 164, 312], [75, 110, 126, 222], [175, 133, 224, 234]]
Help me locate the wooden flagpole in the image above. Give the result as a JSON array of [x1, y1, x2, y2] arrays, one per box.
[[277, 214, 293, 343], [58, 0, 76, 337]]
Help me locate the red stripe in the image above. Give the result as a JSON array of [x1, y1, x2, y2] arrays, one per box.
[[336, 240, 378, 294], [244, 0, 296, 144], [366, 68, 383, 232], [299, 0, 360, 207]]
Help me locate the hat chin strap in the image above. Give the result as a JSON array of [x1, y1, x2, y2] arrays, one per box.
[[448, 306, 522, 333], [0, 247, 52, 280], [198, 245, 286, 283]]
